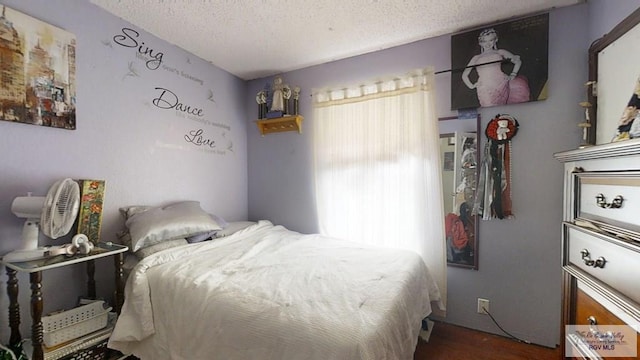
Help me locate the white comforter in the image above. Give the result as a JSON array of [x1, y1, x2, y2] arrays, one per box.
[[109, 221, 440, 360]]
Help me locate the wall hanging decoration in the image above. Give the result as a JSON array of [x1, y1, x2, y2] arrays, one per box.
[[474, 114, 519, 220], [254, 76, 304, 136], [449, 13, 548, 110], [256, 75, 301, 119], [577, 81, 596, 148], [0, 5, 77, 129]]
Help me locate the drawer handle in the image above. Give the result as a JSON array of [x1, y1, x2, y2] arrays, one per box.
[[580, 249, 607, 268], [587, 315, 615, 341], [595, 193, 624, 209]]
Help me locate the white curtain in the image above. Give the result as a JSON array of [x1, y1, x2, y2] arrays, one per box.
[[312, 68, 446, 311]]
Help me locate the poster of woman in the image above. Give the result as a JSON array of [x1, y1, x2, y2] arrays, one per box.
[[450, 13, 549, 110]]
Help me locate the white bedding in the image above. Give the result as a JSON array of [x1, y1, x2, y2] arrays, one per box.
[[108, 220, 440, 360]]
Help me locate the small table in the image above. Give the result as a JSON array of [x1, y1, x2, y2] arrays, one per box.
[[2, 242, 128, 360]]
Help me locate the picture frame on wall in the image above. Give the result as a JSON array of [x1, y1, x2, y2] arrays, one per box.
[[450, 13, 549, 110], [0, 5, 77, 129], [443, 151, 454, 171]]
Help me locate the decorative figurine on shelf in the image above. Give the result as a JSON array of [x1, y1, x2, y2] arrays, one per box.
[[293, 86, 301, 115], [268, 76, 285, 118], [261, 76, 300, 119], [578, 81, 595, 148], [256, 90, 267, 119], [283, 84, 292, 115]]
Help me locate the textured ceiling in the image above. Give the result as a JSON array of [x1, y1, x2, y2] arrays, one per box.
[[90, 0, 582, 80]]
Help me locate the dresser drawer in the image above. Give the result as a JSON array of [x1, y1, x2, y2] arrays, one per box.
[[576, 287, 628, 327], [572, 285, 640, 359], [574, 171, 640, 241], [565, 225, 640, 304]]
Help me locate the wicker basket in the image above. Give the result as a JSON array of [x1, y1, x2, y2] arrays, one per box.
[[42, 301, 111, 348]]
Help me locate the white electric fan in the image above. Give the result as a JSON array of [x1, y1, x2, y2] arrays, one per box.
[[3, 178, 81, 262]]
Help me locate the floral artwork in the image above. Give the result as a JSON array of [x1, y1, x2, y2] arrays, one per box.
[[76, 180, 106, 245], [0, 5, 76, 129]]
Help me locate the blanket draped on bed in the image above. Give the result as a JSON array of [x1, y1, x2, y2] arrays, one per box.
[[109, 221, 441, 360]]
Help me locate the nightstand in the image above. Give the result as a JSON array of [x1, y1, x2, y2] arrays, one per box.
[[2, 242, 128, 360]]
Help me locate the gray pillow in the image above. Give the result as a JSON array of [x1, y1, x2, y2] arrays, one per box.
[[135, 239, 188, 259], [119, 205, 153, 220], [125, 201, 222, 252], [120, 205, 228, 229], [116, 230, 132, 249], [214, 221, 256, 238]]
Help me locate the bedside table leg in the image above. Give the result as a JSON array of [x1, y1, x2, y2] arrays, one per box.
[[114, 253, 124, 314], [87, 259, 96, 299], [30, 271, 44, 360], [6, 267, 21, 347]]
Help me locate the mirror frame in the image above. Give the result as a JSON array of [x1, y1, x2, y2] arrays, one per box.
[[439, 114, 481, 270], [588, 7, 640, 145]]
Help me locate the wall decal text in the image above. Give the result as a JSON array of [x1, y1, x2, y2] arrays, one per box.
[[152, 87, 204, 117], [184, 129, 216, 148], [114, 27, 164, 70], [160, 64, 204, 86]]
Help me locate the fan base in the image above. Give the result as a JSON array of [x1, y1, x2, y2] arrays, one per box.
[[2, 248, 49, 262]]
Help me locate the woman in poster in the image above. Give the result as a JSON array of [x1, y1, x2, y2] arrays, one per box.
[[461, 28, 530, 107]]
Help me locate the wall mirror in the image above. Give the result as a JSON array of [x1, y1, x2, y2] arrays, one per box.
[[589, 8, 640, 145], [439, 115, 480, 269]]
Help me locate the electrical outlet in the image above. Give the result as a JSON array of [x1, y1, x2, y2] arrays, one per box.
[[477, 298, 489, 314]]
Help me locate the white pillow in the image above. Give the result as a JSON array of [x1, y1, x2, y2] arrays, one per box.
[[125, 201, 222, 251]]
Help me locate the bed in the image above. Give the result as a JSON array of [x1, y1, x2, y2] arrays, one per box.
[[108, 201, 441, 360]]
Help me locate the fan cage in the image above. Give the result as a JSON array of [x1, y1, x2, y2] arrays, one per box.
[[41, 178, 80, 239]]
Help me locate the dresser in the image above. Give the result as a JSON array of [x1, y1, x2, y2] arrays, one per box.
[[555, 140, 640, 359]]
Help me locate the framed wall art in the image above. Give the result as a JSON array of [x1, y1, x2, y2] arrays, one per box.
[[0, 5, 77, 129], [450, 13, 549, 110], [75, 179, 106, 245]]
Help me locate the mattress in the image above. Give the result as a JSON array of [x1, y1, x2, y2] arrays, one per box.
[[108, 220, 440, 359]]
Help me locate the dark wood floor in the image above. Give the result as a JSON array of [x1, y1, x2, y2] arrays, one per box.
[[414, 321, 562, 360]]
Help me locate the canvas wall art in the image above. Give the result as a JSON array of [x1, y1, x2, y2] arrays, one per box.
[[0, 5, 76, 129], [76, 179, 106, 245], [450, 13, 549, 110]]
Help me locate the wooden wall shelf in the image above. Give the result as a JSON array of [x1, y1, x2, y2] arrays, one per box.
[[256, 115, 303, 136]]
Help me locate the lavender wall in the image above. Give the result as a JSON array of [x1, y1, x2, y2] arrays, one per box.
[[247, 1, 640, 347], [0, 0, 248, 341], [2, 0, 639, 351], [588, 0, 640, 41]]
